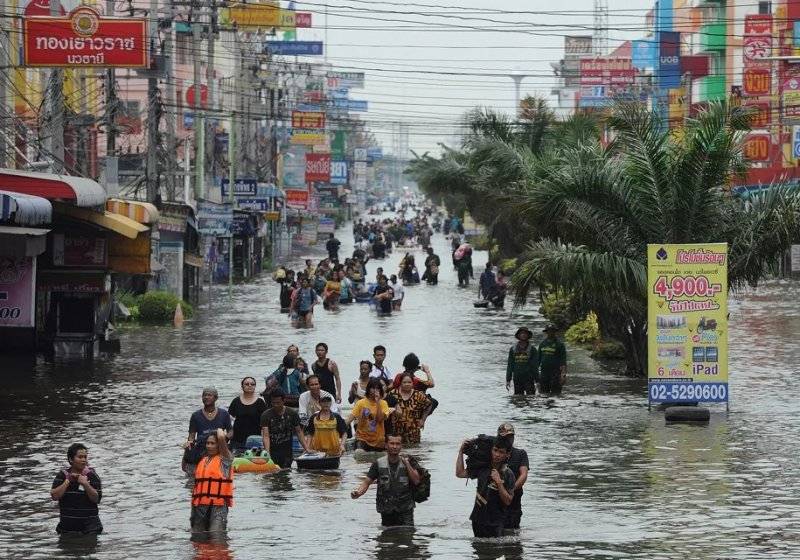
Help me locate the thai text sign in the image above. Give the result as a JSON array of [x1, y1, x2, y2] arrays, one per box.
[[330, 160, 347, 184], [648, 243, 729, 403], [295, 12, 312, 28], [23, 7, 148, 67], [285, 188, 309, 209], [52, 233, 106, 267], [327, 71, 365, 89], [743, 68, 771, 96], [305, 153, 330, 182], [292, 111, 325, 129], [197, 201, 233, 235], [221, 178, 257, 197], [266, 41, 322, 56], [291, 131, 326, 146], [228, 4, 294, 28], [744, 14, 772, 69], [743, 133, 771, 161], [0, 257, 36, 327]]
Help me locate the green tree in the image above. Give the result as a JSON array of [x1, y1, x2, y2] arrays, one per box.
[[511, 101, 800, 375]]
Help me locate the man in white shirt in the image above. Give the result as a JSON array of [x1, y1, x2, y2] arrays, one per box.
[[297, 375, 339, 422], [389, 274, 405, 310], [369, 345, 394, 385]]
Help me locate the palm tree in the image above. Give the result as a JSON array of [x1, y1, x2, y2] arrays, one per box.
[[511, 101, 800, 375]]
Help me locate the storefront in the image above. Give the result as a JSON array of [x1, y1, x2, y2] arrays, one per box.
[[156, 202, 202, 304], [106, 198, 160, 294]]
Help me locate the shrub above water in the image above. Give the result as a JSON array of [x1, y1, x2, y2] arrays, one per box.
[[137, 291, 193, 323]]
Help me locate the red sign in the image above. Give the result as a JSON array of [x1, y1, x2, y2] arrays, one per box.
[[305, 153, 331, 182], [52, 233, 107, 267], [743, 134, 771, 161], [743, 101, 771, 129], [24, 0, 65, 17], [186, 84, 208, 109], [743, 68, 771, 96], [291, 110, 325, 129], [285, 188, 310, 210], [23, 7, 148, 68], [295, 12, 312, 28], [744, 15, 772, 70]]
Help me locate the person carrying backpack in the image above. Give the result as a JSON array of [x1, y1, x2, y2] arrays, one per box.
[[350, 434, 429, 527]]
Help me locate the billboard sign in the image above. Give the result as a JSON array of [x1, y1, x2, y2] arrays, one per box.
[[564, 35, 593, 58], [0, 257, 36, 328], [647, 243, 729, 404], [266, 41, 323, 56], [295, 12, 312, 28], [292, 110, 325, 129], [282, 146, 307, 187], [743, 100, 770, 129], [333, 98, 368, 112], [659, 31, 681, 88], [23, 7, 148, 67], [305, 153, 331, 182], [290, 131, 326, 146]]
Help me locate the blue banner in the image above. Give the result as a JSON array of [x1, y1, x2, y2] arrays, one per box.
[[221, 178, 258, 197], [659, 31, 681, 89], [367, 147, 383, 160], [332, 98, 368, 112], [237, 198, 270, 211], [266, 41, 323, 56], [632, 39, 657, 70], [331, 160, 348, 185]]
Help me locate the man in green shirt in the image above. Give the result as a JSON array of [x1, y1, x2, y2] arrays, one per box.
[[538, 325, 567, 395], [506, 327, 538, 395]]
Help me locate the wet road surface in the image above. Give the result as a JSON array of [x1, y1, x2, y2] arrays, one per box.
[[2, 225, 800, 559]]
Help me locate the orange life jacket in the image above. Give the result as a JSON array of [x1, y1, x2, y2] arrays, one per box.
[[192, 455, 234, 507]]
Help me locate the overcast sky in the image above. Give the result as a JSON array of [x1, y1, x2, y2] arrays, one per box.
[[293, 0, 654, 156]]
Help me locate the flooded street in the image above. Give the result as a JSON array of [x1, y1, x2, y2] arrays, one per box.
[[3, 227, 800, 560]]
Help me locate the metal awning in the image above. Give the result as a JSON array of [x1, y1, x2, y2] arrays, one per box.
[[0, 169, 106, 207], [55, 203, 149, 239], [106, 198, 160, 225], [0, 225, 50, 257], [0, 190, 52, 225]]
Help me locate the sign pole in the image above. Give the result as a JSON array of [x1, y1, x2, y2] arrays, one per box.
[[145, 0, 159, 202], [193, 13, 205, 201], [228, 35, 237, 300], [45, 0, 65, 173]]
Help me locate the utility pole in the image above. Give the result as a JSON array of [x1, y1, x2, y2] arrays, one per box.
[[45, 0, 64, 173], [192, 2, 204, 201], [0, 0, 10, 168], [205, 0, 216, 183], [228, 30, 238, 298], [105, 0, 117, 190], [145, 0, 159, 201], [163, 0, 177, 200]]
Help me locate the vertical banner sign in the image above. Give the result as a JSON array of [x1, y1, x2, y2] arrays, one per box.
[[0, 257, 36, 327], [647, 244, 729, 404], [659, 31, 681, 89], [743, 14, 772, 70], [743, 68, 771, 96], [743, 133, 772, 161]]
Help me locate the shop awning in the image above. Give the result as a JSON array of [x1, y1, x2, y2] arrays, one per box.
[[184, 253, 204, 268], [106, 198, 160, 225], [0, 190, 52, 226], [0, 169, 106, 207], [55, 203, 149, 239], [0, 225, 50, 257]]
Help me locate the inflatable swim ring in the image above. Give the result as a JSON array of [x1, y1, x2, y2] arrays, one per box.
[[232, 449, 281, 474]]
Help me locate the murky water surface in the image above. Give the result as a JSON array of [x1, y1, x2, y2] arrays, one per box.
[[2, 225, 800, 559]]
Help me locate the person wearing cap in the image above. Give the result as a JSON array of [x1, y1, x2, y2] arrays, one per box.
[[182, 387, 233, 474], [497, 423, 529, 532], [506, 327, 539, 395], [538, 325, 567, 395]]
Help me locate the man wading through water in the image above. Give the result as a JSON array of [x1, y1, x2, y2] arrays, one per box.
[[351, 434, 421, 526], [506, 327, 538, 395], [539, 325, 567, 395], [456, 436, 515, 538], [497, 423, 528, 533]]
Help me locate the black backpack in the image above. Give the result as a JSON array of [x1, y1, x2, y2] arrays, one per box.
[[407, 456, 430, 503], [464, 434, 495, 472]]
